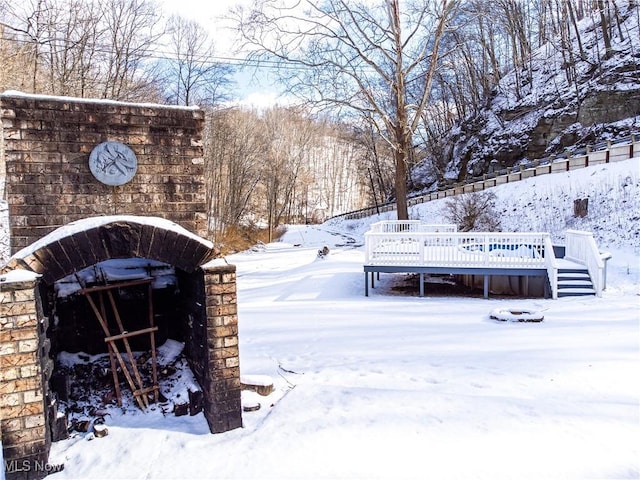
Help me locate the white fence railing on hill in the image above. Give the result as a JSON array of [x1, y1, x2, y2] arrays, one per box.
[[564, 229, 605, 296], [339, 135, 639, 220]]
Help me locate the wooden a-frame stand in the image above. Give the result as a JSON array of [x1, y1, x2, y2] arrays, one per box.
[[80, 278, 159, 410]]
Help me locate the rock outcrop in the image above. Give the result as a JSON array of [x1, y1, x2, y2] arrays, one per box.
[[414, 5, 640, 190]]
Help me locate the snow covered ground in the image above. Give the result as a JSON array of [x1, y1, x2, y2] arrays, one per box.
[[41, 160, 640, 479]]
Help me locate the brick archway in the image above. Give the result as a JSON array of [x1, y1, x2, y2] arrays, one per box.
[[5, 216, 215, 284], [1, 94, 242, 479], [1, 215, 242, 479]]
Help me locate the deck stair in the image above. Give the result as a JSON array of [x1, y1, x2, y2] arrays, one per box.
[[557, 267, 596, 297]]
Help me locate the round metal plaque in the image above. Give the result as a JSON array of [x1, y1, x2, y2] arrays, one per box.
[[88, 141, 137, 186]]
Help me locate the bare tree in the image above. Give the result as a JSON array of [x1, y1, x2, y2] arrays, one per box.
[[38, 0, 102, 96], [444, 191, 501, 232], [597, 0, 613, 58], [0, 22, 35, 93], [0, 0, 163, 101], [0, 0, 52, 93], [353, 118, 395, 206], [232, 0, 460, 220], [99, 0, 164, 101], [162, 15, 234, 106], [260, 107, 314, 241], [205, 107, 266, 241], [205, 105, 374, 243], [1, 0, 98, 95], [567, 0, 586, 61], [495, 0, 533, 99], [306, 122, 373, 219]]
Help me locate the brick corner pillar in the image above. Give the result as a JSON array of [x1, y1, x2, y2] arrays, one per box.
[[201, 262, 243, 433], [1, 273, 51, 480]]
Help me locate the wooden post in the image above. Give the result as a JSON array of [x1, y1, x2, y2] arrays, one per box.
[[148, 283, 158, 403], [106, 290, 149, 409], [99, 291, 122, 406]]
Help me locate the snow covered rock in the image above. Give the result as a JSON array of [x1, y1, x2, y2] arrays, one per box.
[[489, 308, 544, 323], [241, 375, 275, 396]]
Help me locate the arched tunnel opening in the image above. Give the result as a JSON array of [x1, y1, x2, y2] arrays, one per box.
[[1, 217, 243, 473]]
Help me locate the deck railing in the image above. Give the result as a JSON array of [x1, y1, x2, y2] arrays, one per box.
[[369, 220, 457, 233], [544, 235, 558, 299], [564, 230, 605, 296], [364, 223, 610, 299], [365, 229, 553, 270]]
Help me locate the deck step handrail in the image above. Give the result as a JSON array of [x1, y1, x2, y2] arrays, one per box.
[[564, 230, 605, 296], [544, 235, 559, 299]]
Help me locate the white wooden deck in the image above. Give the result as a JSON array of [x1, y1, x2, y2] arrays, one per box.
[[364, 222, 606, 299]]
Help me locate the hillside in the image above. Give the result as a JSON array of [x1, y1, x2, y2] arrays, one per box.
[[413, 2, 640, 191], [2, 156, 639, 266]]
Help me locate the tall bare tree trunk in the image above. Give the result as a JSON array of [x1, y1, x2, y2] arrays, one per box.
[[394, 141, 409, 220], [597, 0, 612, 58]]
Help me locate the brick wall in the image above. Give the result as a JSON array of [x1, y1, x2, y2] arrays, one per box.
[[0, 92, 207, 254], [0, 94, 243, 477], [181, 262, 243, 433], [0, 274, 50, 479], [1, 239, 243, 478], [202, 263, 242, 432]]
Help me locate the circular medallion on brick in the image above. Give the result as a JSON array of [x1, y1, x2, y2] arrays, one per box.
[[89, 141, 138, 186]]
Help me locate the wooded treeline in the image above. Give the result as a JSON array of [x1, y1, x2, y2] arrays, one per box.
[[1, 0, 635, 243], [205, 107, 392, 243], [0, 0, 394, 245]]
